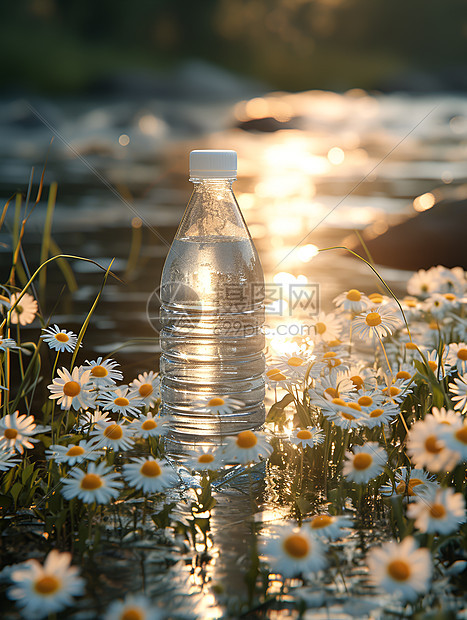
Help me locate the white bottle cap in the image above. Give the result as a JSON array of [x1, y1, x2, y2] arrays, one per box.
[[189, 149, 237, 179]]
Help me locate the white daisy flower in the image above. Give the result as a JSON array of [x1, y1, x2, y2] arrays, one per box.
[[61, 461, 122, 504], [98, 387, 145, 417], [352, 305, 401, 341], [343, 442, 387, 484], [394, 364, 416, 383], [131, 412, 171, 439], [346, 364, 378, 391], [261, 525, 326, 578], [430, 406, 461, 426], [308, 372, 355, 405], [0, 337, 18, 352], [194, 396, 244, 416], [448, 373, 467, 414], [79, 408, 112, 430], [41, 325, 78, 353], [400, 296, 422, 320], [90, 420, 135, 452], [309, 311, 343, 343], [48, 366, 94, 411], [407, 268, 443, 297], [380, 467, 438, 499], [7, 549, 85, 619], [123, 456, 177, 494], [265, 367, 292, 389], [333, 288, 371, 313], [45, 439, 103, 465], [83, 356, 123, 387], [446, 342, 467, 374], [366, 536, 431, 603], [407, 416, 460, 472], [321, 398, 369, 430], [307, 514, 353, 540], [434, 265, 466, 295], [419, 347, 451, 379], [221, 430, 273, 464], [290, 426, 325, 449], [103, 594, 162, 620], [8, 292, 38, 326], [128, 371, 160, 407], [438, 418, 467, 461], [407, 487, 466, 535], [269, 352, 314, 381], [185, 446, 223, 471], [0, 444, 20, 471], [317, 350, 350, 377], [363, 401, 400, 429], [381, 376, 413, 404], [424, 293, 458, 319], [0, 411, 41, 454]]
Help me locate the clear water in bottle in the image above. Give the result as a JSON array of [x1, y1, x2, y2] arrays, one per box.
[[159, 150, 265, 444]]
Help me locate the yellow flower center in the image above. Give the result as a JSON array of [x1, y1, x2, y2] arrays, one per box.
[[324, 387, 339, 399], [80, 473, 102, 490], [283, 533, 310, 558], [114, 397, 130, 407], [66, 446, 85, 456], [266, 368, 281, 377], [454, 426, 467, 444], [396, 478, 424, 496], [104, 424, 123, 440], [368, 293, 383, 303], [353, 453, 373, 470], [138, 383, 153, 398], [350, 375, 364, 389], [444, 293, 456, 301], [4, 428, 18, 440], [328, 339, 342, 347], [429, 503, 446, 519], [341, 412, 356, 420], [269, 371, 287, 381], [198, 454, 215, 463], [34, 575, 61, 595], [358, 395, 373, 407], [405, 342, 418, 350], [54, 333, 69, 342], [287, 356, 304, 367], [370, 408, 384, 418], [141, 419, 157, 430], [315, 322, 327, 334], [348, 402, 362, 412], [236, 430, 257, 449], [209, 397, 225, 407], [310, 515, 333, 529], [428, 360, 438, 371], [365, 312, 381, 327], [396, 370, 411, 380], [332, 397, 347, 407], [424, 435, 442, 454], [91, 365, 108, 377], [389, 386, 401, 396], [429, 320, 438, 330], [140, 461, 161, 477], [457, 348, 467, 361], [322, 351, 336, 358], [297, 429, 312, 440], [63, 381, 81, 397], [404, 298, 417, 308], [387, 559, 411, 582], [346, 289, 361, 301], [120, 609, 145, 620]]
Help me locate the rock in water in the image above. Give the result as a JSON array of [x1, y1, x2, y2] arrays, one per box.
[[352, 198, 467, 270]]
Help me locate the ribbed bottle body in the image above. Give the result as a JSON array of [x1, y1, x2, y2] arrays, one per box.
[[160, 235, 265, 443]]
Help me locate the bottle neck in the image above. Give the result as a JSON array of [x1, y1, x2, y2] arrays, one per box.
[[190, 178, 235, 189]]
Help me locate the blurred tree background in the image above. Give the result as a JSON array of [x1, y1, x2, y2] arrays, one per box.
[[2, 0, 467, 93]]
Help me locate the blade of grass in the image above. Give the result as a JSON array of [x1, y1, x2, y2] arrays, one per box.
[[39, 182, 58, 301], [70, 259, 116, 369]]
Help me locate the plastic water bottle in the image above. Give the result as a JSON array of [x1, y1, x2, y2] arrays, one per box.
[[159, 150, 265, 444]]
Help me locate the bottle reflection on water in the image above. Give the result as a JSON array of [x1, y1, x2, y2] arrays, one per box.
[[159, 150, 265, 445]]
